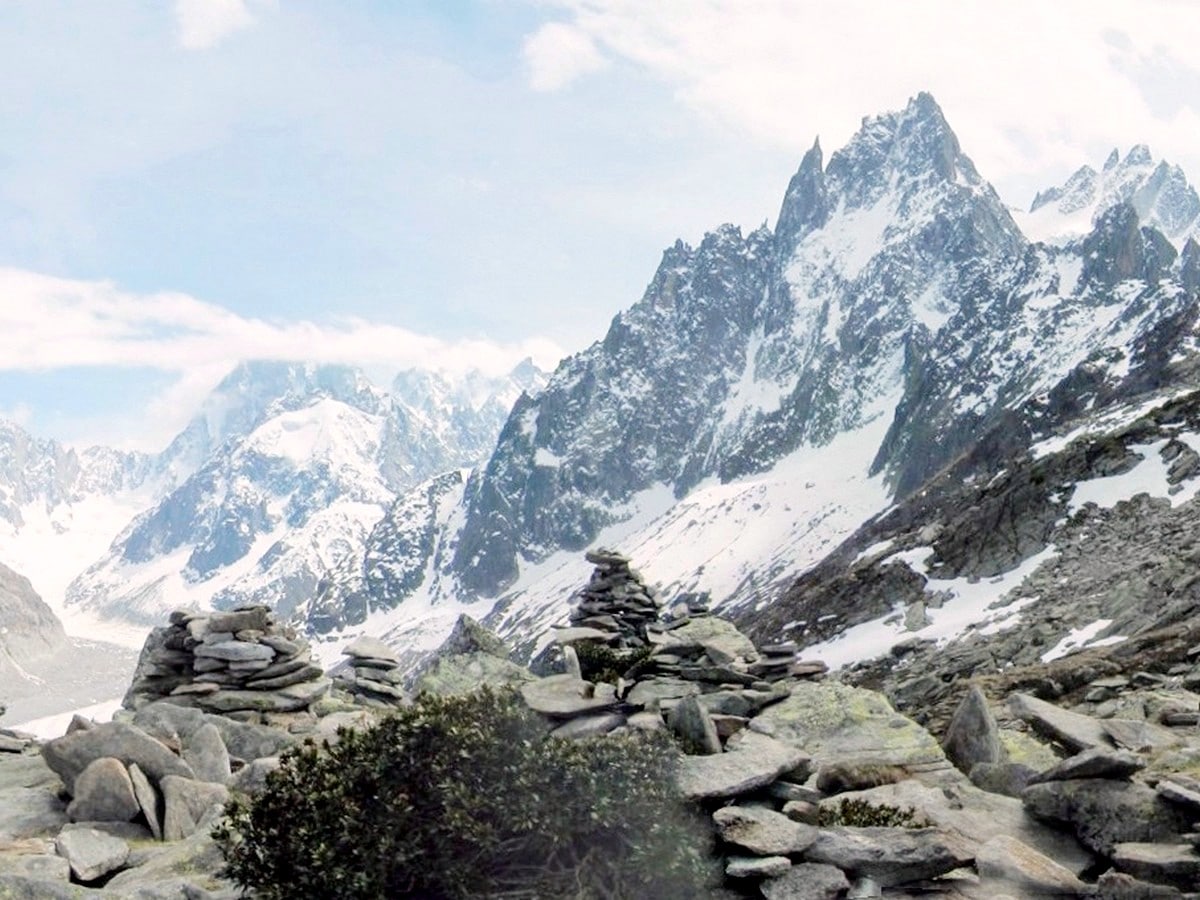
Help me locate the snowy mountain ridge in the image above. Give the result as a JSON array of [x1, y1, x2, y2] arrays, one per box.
[[306, 93, 1200, 669]]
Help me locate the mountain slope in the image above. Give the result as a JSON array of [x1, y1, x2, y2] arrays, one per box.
[[307, 92, 1200, 668], [61, 360, 545, 628]]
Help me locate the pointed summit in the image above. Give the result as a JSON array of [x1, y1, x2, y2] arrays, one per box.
[[776, 136, 828, 246], [1104, 148, 1121, 171]]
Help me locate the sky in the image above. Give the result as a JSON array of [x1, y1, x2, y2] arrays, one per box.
[[4, 0, 1200, 450]]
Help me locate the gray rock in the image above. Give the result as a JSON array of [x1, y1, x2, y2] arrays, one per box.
[[204, 716, 295, 762], [698, 687, 790, 718], [228, 757, 281, 796], [968, 761, 1037, 798], [128, 763, 163, 841], [54, 827, 129, 882], [1008, 693, 1108, 753], [195, 678, 331, 714], [42, 722, 195, 793], [661, 617, 758, 662], [754, 682, 948, 774], [1157, 776, 1200, 813], [414, 653, 534, 697], [160, 776, 229, 842], [0, 852, 70, 883], [802, 826, 974, 887], [0, 786, 68, 842], [1022, 778, 1191, 855], [625, 677, 700, 708], [975, 834, 1085, 895], [435, 614, 509, 657], [206, 608, 271, 634], [1030, 746, 1144, 784], [759, 862, 851, 900], [243, 663, 324, 691], [724, 855, 791, 878], [520, 675, 617, 718], [192, 641, 275, 662], [667, 695, 721, 754], [342, 635, 400, 663], [711, 805, 818, 855], [676, 730, 809, 801], [1111, 843, 1200, 891], [0, 874, 94, 898], [942, 685, 1001, 774], [1101, 718, 1182, 753], [549, 713, 626, 740], [1089, 870, 1184, 898], [182, 724, 231, 784], [65, 758, 140, 823]]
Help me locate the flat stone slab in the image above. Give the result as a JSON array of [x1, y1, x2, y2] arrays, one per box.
[[520, 675, 617, 718], [676, 730, 808, 800], [976, 835, 1086, 895], [1008, 693, 1108, 753], [1101, 718, 1182, 753], [549, 713, 626, 740], [65, 758, 139, 823], [127, 764, 162, 841], [1112, 842, 1200, 890], [192, 641, 275, 662], [1030, 746, 1144, 784], [760, 862, 850, 900], [1158, 777, 1200, 813], [712, 805, 817, 855], [54, 827, 129, 882], [161, 775, 229, 842], [725, 855, 791, 878], [803, 826, 974, 887], [342, 635, 399, 663]]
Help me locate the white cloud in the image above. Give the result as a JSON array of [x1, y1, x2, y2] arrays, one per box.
[[0, 266, 564, 446], [534, 0, 1200, 206], [174, 0, 261, 50], [522, 21, 609, 91]]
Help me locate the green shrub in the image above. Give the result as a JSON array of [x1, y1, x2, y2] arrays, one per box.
[[214, 686, 713, 899], [817, 797, 931, 829]]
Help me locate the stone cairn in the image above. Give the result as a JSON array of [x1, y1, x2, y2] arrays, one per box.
[[565, 548, 664, 648], [333, 636, 409, 708], [124, 605, 330, 719]]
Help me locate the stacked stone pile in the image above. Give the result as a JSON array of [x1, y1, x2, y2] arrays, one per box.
[[333, 636, 409, 707], [124, 605, 331, 719], [565, 548, 663, 648]]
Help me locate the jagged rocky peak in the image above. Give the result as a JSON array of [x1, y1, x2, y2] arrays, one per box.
[[1079, 201, 1179, 287], [1023, 143, 1200, 248]]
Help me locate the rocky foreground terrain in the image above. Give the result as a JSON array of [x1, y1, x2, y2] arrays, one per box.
[[1, 552, 1199, 897]]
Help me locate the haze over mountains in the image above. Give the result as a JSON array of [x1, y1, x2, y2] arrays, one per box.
[[6, 92, 1200, 715]]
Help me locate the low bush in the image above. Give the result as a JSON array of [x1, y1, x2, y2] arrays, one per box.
[[214, 687, 713, 899]]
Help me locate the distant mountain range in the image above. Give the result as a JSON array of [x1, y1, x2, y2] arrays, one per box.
[[7, 92, 1200, 687]]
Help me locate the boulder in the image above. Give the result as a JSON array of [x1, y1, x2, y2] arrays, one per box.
[[415, 653, 534, 697], [1008, 693, 1108, 753], [65, 758, 139, 823], [759, 862, 851, 900], [182, 723, 231, 784], [941, 685, 1001, 773], [975, 834, 1086, 895], [548, 713, 626, 740], [42, 722, 195, 793], [724, 855, 791, 878], [160, 776, 229, 842], [1101, 718, 1182, 753], [802, 826, 974, 887], [711, 805, 818, 855], [343, 635, 401, 664], [1111, 843, 1200, 891], [660, 617, 758, 663], [1029, 746, 1144, 784], [752, 681, 949, 775], [666, 695, 721, 754], [54, 827, 129, 882], [192, 641, 275, 662], [676, 730, 809, 801], [1089, 870, 1185, 898], [228, 756, 281, 797], [520, 675, 618, 718], [1022, 778, 1191, 855]]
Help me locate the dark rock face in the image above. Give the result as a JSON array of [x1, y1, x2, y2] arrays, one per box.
[[0, 562, 67, 671]]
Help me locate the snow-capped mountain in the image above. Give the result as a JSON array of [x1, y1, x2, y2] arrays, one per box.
[[1016, 144, 1200, 248], [307, 93, 1200, 667], [61, 360, 545, 627]]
